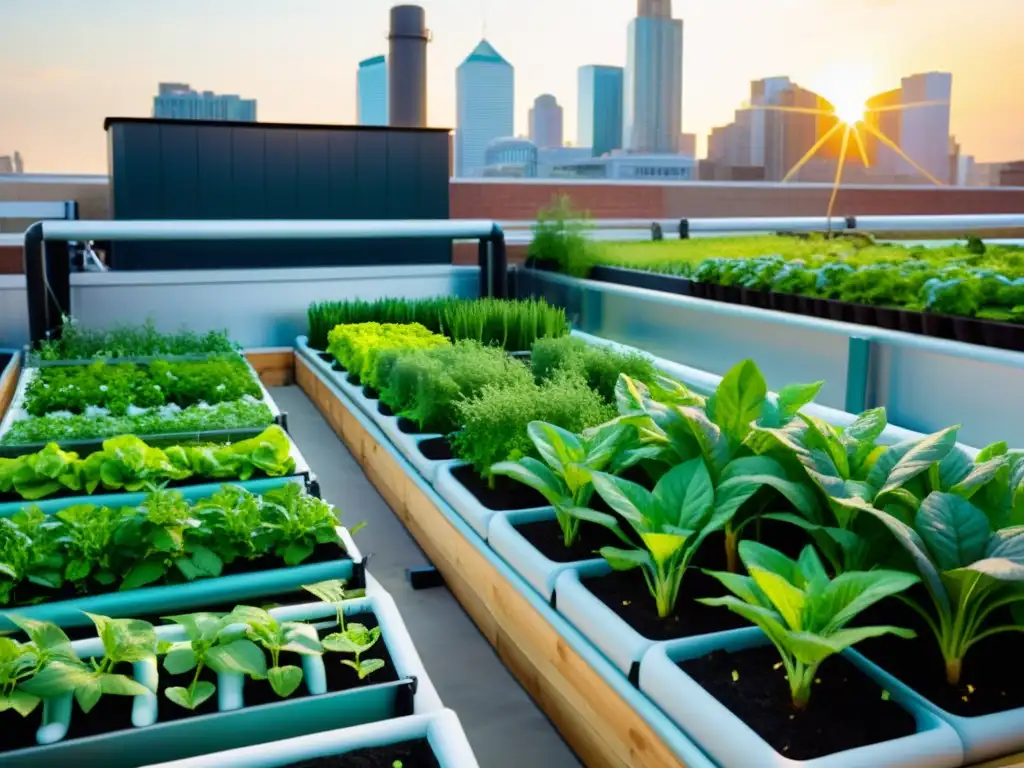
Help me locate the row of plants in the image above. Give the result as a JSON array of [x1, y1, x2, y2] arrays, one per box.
[[0, 425, 297, 502], [307, 296, 569, 352], [31, 317, 238, 363], [310, 317, 1024, 762], [0, 580, 385, 747], [487, 360, 1024, 757], [0, 483, 353, 606]]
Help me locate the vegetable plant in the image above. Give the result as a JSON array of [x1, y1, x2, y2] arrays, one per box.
[[527, 195, 594, 278], [700, 540, 919, 709], [1, 615, 79, 717], [32, 316, 236, 363], [327, 323, 450, 388], [228, 606, 323, 697], [530, 336, 657, 404], [858, 491, 1024, 685], [492, 421, 635, 547], [303, 579, 383, 680]]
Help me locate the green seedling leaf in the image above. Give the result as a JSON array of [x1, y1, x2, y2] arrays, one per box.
[[268, 665, 304, 698], [206, 639, 268, 679], [165, 680, 216, 710], [342, 657, 386, 680]]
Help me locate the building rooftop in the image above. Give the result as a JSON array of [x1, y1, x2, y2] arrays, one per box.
[[461, 39, 509, 66], [359, 54, 387, 68]]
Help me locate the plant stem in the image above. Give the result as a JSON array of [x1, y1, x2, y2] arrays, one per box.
[[789, 662, 817, 711], [945, 656, 962, 686], [188, 662, 203, 700], [725, 528, 740, 574]]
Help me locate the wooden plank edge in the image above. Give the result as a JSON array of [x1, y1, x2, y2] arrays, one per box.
[[0, 352, 21, 421], [245, 348, 295, 387], [294, 353, 686, 768]]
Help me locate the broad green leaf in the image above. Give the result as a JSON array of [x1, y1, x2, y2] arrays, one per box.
[[120, 561, 166, 591], [915, 493, 990, 571], [65, 559, 92, 583], [206, 639, 268, 678], [163, 646, 198, 675], [189, 546, 224, 578], [738, 541, 802, 585], [528, 422, 585, 473], [640, 532, 687, 568], [796, 545, 829, 585], [653, 458, 713, 529], [561, 506, 631, 544], [283, 540, 315, 567], [280, 622, 324, 655], [75, 679, 102, 714], [749, 567, 806, 630], [704, 570, 760, 604], [343, 657, 385, 680], [820, 570, 921, 632], [99, 673, 151, 697], [19, 660, 94, 698], [874, 427, 960, 495], [786, 625, 914, 665], [599, 547, 651, 571], [776, 381, 824, 421], [584, 423, 631, 470], [800, 415, 850, 479], [844, 408, 887, 444], [961, 559, 1024, 581], [859, 506, 950, 616], [677, 407, 731, 474], [590, 472, 653, 526], [950, 458, 1008, 501], [711, 360, 767, 442], [268, 665, 304, 697], [165, 680, 216, 710], [938, 447, 974, 490], [491, 458, 567, 506], [977, 442, 1009, 462], [6, 615, 73, 658], [698, 596, 790, 648], [322, 632, 360, 654], [0, 690, 40, 717]]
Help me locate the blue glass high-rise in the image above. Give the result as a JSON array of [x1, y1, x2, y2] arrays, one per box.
[[624, 0, 683, 154], [578, 65, 624, 158]]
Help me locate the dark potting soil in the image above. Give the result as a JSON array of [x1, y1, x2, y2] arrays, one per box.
[[10, 542, 345, 611], [0, 707, 42, 754], [515, 517, 629, 563], [681, 646, 916, 760], [283, 739, 440, 768], [581, 567, 747, 641], [450, 464, 546, 510], [855, 597, 1024, 717], [417, 437, 454, 461], [242, 613, 399, 708]]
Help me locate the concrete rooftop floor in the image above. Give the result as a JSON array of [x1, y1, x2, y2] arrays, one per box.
[[272, 385, 581, 768]]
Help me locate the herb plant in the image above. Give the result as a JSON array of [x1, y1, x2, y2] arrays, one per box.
[[701, 541, 919, 710], [33, 316, 236, 363], [527, 195, 594, 278], [530, 336, 657, 403]]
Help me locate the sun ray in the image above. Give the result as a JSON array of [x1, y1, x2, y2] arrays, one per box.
[[749, 104, 836, 117], [865, 100, 950, 114], [859, 121, 946, 185], [781, 121, 845, 183], [826, 125, 853, 225], [850, 123, 870, 168]]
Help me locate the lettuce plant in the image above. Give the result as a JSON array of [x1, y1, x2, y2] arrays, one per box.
[[492, 421, 635, 547], [701, 541, 919, 709], [858, 492, 1024, 685], [259, 482, 354, 566]]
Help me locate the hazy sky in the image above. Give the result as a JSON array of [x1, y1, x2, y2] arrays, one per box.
[[2, 0, 1023, 173]]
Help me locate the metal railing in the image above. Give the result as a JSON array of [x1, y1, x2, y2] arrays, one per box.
[[22, 219, 507, 343], [496, 212, 1024, 246]]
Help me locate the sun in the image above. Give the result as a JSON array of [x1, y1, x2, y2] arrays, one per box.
[[832, 95, 866, 125]]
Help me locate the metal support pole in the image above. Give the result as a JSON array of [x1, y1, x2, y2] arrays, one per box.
[[489, 223, 508, 300], [23, 223, 70, 344], [845, 337, 872, 413]]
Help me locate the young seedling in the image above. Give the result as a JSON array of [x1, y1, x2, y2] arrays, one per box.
[[18, 612, 156, 714], [228, 606, 322, 698], [302, 578, 365, 633], [161, 611, 266, 710], [701, 541, 919, 710], [322, 622, 385, 681], [492, 420, 635, 547]]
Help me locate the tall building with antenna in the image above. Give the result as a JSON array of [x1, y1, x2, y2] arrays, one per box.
[[624, 0, 683, 153]]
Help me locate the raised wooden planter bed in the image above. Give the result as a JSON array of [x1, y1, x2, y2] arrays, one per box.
[[296, 350, 711, 768]]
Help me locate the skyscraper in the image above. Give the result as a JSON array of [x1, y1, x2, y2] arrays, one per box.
[[357, 55, 389, 126], [456, 40, 514, 177], [578, 65, 624, 157], [899, 72, 953, 183], [624, 0, 683, 153], [152, 83, 256, 122], [529, 95, 564, 149]]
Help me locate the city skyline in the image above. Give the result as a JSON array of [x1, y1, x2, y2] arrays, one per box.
[[3, 0, 1024, 173]]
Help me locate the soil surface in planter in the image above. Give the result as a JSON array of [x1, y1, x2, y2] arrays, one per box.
[[450, 464, 546, 510], [284, 738, 440, 768], [515, 517, 628, 563], [0, 706, 43, 754], [581, 567, 747, 641], [856, 598, 1024, 717], [682, 646, 916, 760], [417, 437, 454, 461], [11, 541, 347, 613], [242, 613, 400, 708]]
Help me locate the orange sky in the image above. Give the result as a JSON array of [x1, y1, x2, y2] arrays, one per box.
[[2, 0, 1022, 173]]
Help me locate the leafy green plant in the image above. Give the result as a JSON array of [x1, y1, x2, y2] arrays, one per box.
[[438, 298, 569, 351], [0, 616, 78, 717], [492, 421, 635, 547], [452, 370, 616, 481], [527, 195, 595, 278], [327, 323, 450, 387], [258, 482, 356, 566], [228, 606, 322, 697], [302, 578, 365, 632], [160, 611, 266, 710], [2, 399, 275, 446], [32, 316, 236, 363], [701, 541, 918, 710], [306, 297, 451, 351], [323, 621, 385, 681], [857, 491, 1024, 685], [530, 336, 657, 404], [381, 341, 533, 434]]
